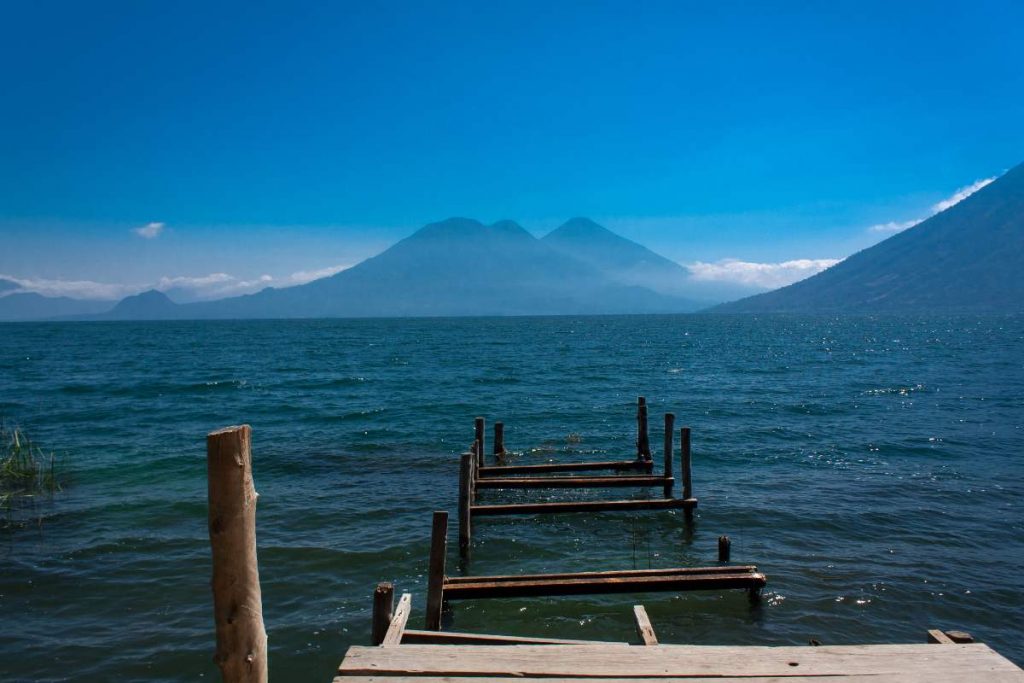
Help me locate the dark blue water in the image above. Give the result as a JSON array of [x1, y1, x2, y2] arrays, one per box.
[[1, 315, 1022, 681]]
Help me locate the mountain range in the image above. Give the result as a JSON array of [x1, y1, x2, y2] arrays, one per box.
[[715, 161, 1024, 313], [3, 162, 1022, 321]]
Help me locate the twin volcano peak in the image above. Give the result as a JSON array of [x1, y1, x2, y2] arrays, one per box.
[[411, 217, 533, 242]]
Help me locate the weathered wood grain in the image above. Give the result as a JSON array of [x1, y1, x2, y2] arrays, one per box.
[[472, 497, 697, 516], [379, 593, 411, 646], [633, 605, 658, 645], [478, 460, 652, 476], [475, 475, 672, 489], [442, 570, 766, 599]]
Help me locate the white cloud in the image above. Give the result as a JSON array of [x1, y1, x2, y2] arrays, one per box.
[[286, 263, 351, 285], [1, 263, 353, 302], [686, 258, 841, 289], [0, 274, 137, 300], [930, 177, 995, 213], [133, 222, 165, 239], [865, 176, 997, 235]]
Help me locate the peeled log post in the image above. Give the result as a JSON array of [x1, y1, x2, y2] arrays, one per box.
[[663, 413, 675, 498], [207, 425, 268, 683]]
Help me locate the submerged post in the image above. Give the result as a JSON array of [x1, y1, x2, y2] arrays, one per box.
[[474, 417, 486, 467], [207, 425, 268, 683], [371, 582, 395, 645], [458, 452, 472, 555], [494, 421, 505, 460], [663, 413, 675, 498], [681, 426, 693, 521], [425, 510, 449, 630], [718, 535, 731, 563]]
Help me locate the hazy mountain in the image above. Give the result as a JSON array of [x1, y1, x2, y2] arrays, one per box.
[[95, 290, 181, 320], [0, 280, 111, 321], [714, 163, 1024, 313], [91, 218, 700, 319], [541, 218, 765, 304]]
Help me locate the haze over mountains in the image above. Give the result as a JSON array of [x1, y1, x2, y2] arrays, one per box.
[[715, 161, 1024, 313]]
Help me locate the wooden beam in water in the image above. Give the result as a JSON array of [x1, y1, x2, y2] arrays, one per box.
[[424, 511, 448, 631], [471, 497, 697, 516], [475, 475, 672, 490], [458, 452, 472, 554], [442, 570, 766, 600], [444, 565, 759, 585], [478, 459, 652, 476], [380, 593, 411, 646], [400, 629, 629, 646], [633, 605, 658, 646]]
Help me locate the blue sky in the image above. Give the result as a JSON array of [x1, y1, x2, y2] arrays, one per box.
[[1, 1, 1022, 300]]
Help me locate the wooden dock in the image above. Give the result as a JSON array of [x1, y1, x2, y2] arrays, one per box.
[[335, 641, 1024, 681]]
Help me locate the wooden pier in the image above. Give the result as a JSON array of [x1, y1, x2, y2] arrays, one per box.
[[460, 399, 697, 550], [199, 421, 1024, 683]]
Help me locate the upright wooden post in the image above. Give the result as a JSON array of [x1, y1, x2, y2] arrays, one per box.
[[207, 425, 267, 683], [636, 396, 645, 458], [371, 582, 395, 645], [681, 426, 693, 522], [474, 417, 485, 467], [425, 511, 449, 630], [494, 421, 505, 459], [639, 400, 651, 461], [718, 535, 731, 563], [470, 440, 480, 505], [662, 413, 675, 498], [458, 452, 472, 555]]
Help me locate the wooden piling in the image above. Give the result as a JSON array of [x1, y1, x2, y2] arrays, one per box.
[[663, 413, 675, 498], [718, 535, 731, 563], [494, 421, 505, 458], [470, 441, 479, 505], [474, 417, 485, 467], [206, 425, 267, 683], [425, 511, 449, 631], [458, 452, 472, 554], [637, 397, 651, 460], [371, 582, 395, 646], [681, 426, 693, 522]]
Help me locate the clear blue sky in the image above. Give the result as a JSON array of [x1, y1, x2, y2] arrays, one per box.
[[1, 1, 1022, 299]]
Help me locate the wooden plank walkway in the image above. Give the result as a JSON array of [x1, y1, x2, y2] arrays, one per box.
[[335, 643, 1024, 681]]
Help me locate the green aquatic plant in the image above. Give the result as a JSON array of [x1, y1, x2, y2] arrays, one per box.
[[0, 422, 64, 515]]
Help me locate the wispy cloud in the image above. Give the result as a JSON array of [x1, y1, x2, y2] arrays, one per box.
[[686, 258, 841, 289], [133, 221, 165, 239], [865, 176, 996, 235], [1, 263, 353, 302]]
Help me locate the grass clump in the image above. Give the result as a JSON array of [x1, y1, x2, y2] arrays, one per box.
[[1, 422, 64, 514]]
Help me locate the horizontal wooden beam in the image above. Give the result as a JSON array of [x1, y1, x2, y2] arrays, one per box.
[[471, 497, 697, 516], [476, 475, 672, 490], [442, 571, 766, 600], [444, 565, 759, 585], [400, 629, 628, 646], [478, 459, 651, 476]]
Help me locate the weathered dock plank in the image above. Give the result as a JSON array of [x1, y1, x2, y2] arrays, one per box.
[[444, 565, 760, 584], [478, 459, 652, 476], [337, 643, 1024, 680], [475, 475, 672, 489], [399, 629, 629, 646], [442, 570, 765, 599]]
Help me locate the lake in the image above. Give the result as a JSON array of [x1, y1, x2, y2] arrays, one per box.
[[1, 315, 1022, 681]]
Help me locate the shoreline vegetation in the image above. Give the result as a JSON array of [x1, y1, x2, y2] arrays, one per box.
[[1, 421, 65, 526]]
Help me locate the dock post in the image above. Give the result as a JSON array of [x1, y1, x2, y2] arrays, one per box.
[[663, 413, 675, 498], [371, 582, 395, 645], [425, 511, 448, 630], [718, 535, 731, 563], [637, 397, 651, 460], [470, 440, 480, 505], [681, 426, 693, 522], [206, 425, 267, 683], [458, 452, 472, 555], [474, 417, 485, 468], [494, 421, 505, 461]]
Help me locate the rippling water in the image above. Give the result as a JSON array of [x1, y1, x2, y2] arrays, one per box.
[[1, 315, 1022, 681]]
